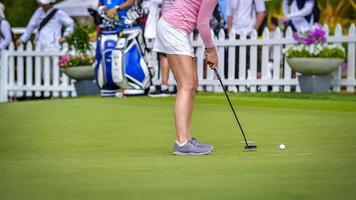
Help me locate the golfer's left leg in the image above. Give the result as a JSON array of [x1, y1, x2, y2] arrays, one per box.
[[167, 54, 197, 142]]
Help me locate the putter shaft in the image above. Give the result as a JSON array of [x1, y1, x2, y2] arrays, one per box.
[[213, 68, 250, 147]]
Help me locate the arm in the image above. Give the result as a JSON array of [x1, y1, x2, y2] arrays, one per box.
[[107, 0, 135, 18], [226, 0, 233, 33], [253, 0, 266, 30], [196, 0, 218, 49], [19, 9, 41, 43], [254, 11, 265, 31], [227, 16, 233, 33], [0, 21, 12, 50], [58, 11, 75, 37], [287, 0, 314, 19]]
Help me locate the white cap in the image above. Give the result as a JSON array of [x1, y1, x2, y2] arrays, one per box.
[[37, 0, 56, 5], [0, 3, 5, 19]]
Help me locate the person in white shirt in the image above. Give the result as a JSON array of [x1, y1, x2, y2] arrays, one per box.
[[0, 3, 12, 51], [227, 0, 266, 80], [15, 0, 74, 51], [227, 0, 266, 36], [280, 0, 319, 32]]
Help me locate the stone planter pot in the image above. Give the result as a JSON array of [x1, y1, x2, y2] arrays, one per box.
[[60, 65, 95, 81], [60, 66, 99, 96], [287, 58, 344, 93], [287, 57, 344, 75]]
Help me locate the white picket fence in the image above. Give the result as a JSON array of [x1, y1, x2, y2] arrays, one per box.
[[0, 24, 355, 102], [0, 43, 76, 102]]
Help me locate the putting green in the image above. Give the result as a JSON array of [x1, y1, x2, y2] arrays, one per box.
[[1, 94, 356, 200]]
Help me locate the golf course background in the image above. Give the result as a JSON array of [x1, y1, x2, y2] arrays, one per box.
[[0, 94, 356, 199]]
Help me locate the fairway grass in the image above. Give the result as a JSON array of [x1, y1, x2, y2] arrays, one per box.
[[1, 94, 356, 200]]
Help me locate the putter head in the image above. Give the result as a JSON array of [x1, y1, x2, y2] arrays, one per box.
[[244, 145, 257, 151]]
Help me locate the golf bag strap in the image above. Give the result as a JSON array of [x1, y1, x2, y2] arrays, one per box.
[[38, 9, 59, 32]]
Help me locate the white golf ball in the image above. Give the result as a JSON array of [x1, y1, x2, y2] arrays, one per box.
[[279, 144, 286, 150]]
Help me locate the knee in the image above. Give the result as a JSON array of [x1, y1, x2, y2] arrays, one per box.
[[179, 79, 198, 92]]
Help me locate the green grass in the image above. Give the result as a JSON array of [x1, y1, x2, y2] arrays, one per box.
[[1, 94, 356, 200]]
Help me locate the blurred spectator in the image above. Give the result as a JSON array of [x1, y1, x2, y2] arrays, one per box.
[[266, 17, 279, 79], [227, 0, 266, 80], [0, 3, 13, 51], [149, 0, 175, 97], [15, 0, 74, 51], [269, 17, 279, 38], [143, 0, 162, 40], [210, 3, 226, 36], [280, 0, 320, 32], [227, 0, 266, 36], [218, 0, 228, 23], [98, 0, 135, 20]]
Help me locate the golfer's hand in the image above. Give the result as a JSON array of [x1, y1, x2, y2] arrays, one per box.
[[15, 39, 23, 47], [205, 48, 218, 69], [108, 8, 118, 18]]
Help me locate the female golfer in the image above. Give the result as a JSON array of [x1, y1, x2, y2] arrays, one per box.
[[153, 0, 218, 155]]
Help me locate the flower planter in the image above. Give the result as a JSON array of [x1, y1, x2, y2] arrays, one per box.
[[60, 66, 99, 96], [287, 58, 344, 75], [60, 65, 95, 80], [287, 58, 344, 93]]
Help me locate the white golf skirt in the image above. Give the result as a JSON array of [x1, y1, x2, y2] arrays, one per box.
[[153, 18, 194, 57]]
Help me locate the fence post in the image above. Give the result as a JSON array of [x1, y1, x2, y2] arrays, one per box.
[[228, 30, 237, 92], [25, 42, 33, 97], [261, 28, 270, 92], [332, 24, 342, 92], [52, 55, 60, 97], [0, 51, 9, 102], [238, 31, 247, 92], [43, 55, 51, 97], [206, 30, 215, 92], [8, 43, 15, 97], [215, 29, 225, 92], [17, 44, 25, 97], [284, 27, 293, 92], [34, 50, 42, 97], [195, 34, 204, 92], [347, 24, 356, 93], [249, 30, 258, 92], [272, 28, 282, 92]]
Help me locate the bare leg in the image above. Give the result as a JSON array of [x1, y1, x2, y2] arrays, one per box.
[[167, 54, 197, 143], [160, 55, 170, 87]]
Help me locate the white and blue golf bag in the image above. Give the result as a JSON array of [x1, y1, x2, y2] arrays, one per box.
[[90, 7, 152, 97], [95, 28, 151, 96]]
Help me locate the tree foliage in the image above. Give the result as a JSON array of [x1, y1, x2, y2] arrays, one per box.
[[1, 0, 63, 27]]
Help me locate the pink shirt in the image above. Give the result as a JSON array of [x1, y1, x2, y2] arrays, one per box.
[[161, 0, 175, 16], [163, 0, 217, 48]]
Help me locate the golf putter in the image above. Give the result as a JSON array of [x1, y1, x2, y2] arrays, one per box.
[[213, 68, 257, 151]]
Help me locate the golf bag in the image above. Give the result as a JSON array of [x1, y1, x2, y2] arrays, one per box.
[[90, 8, 152, 96]]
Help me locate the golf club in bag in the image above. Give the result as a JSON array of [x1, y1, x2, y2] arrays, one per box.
[[213, 68, 257, 151], [89, 8, 153, 97]]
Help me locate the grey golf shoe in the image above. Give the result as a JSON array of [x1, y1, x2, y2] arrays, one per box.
[[190, 137, 214, 150], [173, 140, 213, 156]]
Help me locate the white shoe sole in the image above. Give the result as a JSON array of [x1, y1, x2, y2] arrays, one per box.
[[148, 93, 170, 97], [172, 149, 212, 156]]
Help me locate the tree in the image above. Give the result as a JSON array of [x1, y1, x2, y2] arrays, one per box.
[[2, 0, 64, 27]]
